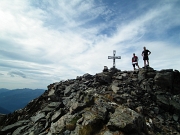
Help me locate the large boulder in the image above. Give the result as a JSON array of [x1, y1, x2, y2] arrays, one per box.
[[173, 70, 180, 94], [107, 105, 147, 134], [138, 67, 155, 82], [95, 72, 112, 84], [1, 120, 30, 134], [155, 92, 180, 114], [154, 69, 174, 91], [83, 73, 93, 80], [109, 85, 119, 93]]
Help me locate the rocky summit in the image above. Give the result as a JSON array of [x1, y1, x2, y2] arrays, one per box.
[[0, 67, 180, 135]]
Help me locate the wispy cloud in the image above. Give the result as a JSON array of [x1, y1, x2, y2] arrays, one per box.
[[0, 0, 180, 89], [8, 70, 26, 78]]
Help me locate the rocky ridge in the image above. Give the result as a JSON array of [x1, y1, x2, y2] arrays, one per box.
[[0, 67, 180, 135]]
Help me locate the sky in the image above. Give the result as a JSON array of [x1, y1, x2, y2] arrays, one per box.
[[0, 0, 180, 89]]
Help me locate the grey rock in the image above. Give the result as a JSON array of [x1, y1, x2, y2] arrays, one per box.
[[170, 99, 180, 113], [135, 106, 143, 114], [12, 125, 28, 135], [115, 75, 123, 80], [31, 112, 45, 123], [95, 72, 112, 84], [42, 102, 61, 112], [110, 85, 119, 93], [48, 102, 61, 108], [156, 94, 170, 111], [140, 81, 152, 92], [64, 84, 74, 96], [49, 114, 67, 134], [107, 105, 147, 134], [153, 107, 159, 114], [83, 73, 93, 80], [69, 102, 85, 114], [154, 71, 174, 90], [173, 114, 179, 122], [121, 73, 128, 77], [146, 71, 156, 78], [103, 130, 113, 135], [51, 109, 63, 122], [1, 120, 29, 132], [138, 70, 147, 82]]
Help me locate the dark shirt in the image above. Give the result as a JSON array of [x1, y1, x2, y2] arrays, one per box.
[[132, 56, 138, 62], [142, 50, 150, 57]]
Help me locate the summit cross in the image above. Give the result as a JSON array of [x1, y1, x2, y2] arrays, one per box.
[[108, 50, 121, 68]]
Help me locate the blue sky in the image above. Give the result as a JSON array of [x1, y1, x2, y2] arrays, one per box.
[[0, 0, 180, 89]]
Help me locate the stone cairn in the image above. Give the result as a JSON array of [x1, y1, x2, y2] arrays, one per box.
[[0, 67, 180, 135]]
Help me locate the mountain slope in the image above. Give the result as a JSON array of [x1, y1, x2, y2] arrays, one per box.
[[0, 88, 45, 113], [0, 67, 180, 135]]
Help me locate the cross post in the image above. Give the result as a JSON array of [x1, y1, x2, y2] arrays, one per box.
[[108, 50, 121, 68]]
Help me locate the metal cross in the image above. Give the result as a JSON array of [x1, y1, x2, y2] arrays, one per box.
[[108, 50, 121, 68]]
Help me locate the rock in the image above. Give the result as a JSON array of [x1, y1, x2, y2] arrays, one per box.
[[42, 102, 61, 112], [156, 94, 171, 112], [48, 88, 55, 96], [103, 66, 109, 72], [140, 81, 152, 92], [110, 85, 119, 93], [107, 105, 147, 134], [103, 131, 113, 135], [12, 125, 28, 135], [30, 112, 45, 123], [95, 72, 112, 84], [121, 73, 128, 77], [170, 98, 180, 113], [83, 73, 93, 80], [69, 102, 85, 114], [51, 109, 63, 122], [146, 71, 156, 78], [153, 107, 159, 114], [154, 70, 174, 91], [135, 106, 143, 114], [115, 75, 123, 80], [173, 114, 179, 122], [173, 70, 180, 94], [49, 114, 67, 134], [138, 69, 147, 82], [64, 84, 75, 96], [1, 120, 29, 133]]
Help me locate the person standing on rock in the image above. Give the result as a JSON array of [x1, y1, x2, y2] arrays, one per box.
[[142, 47, 151, 67], [132, 53, 140, 70]]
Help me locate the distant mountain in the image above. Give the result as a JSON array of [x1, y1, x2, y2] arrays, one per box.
[[0, 106, 10, 114], [0, 88, 45, 114], [0, 88, 9, 94]]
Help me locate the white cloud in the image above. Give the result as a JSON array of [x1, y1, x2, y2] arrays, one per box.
[[0, 0, 180, 89]]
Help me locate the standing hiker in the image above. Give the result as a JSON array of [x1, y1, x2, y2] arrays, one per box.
[[142, 47, 151, 67], [132, 53, 140, 70]]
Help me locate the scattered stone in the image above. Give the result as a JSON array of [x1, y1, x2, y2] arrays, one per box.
[[0, 67, 180, 135], [173, 114, 179, 122]]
